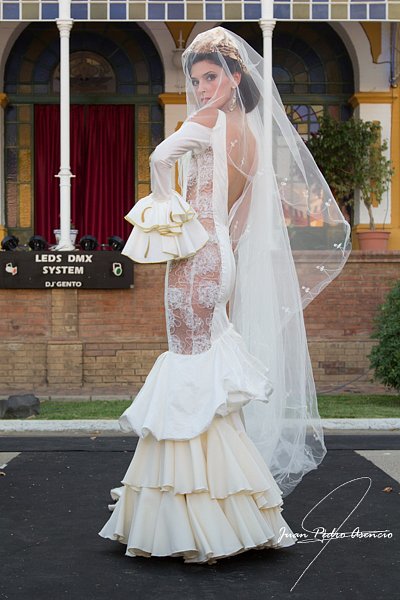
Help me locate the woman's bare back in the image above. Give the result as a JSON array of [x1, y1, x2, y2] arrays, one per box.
[[225, 111, 257, 215]]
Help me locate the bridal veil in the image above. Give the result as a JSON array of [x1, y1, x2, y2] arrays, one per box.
[[180, 27, 351, 497]]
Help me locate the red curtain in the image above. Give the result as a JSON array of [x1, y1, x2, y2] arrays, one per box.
[[34, 105, 134, 245]]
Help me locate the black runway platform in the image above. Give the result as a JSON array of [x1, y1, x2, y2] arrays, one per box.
[[1, 433, 399, 600]]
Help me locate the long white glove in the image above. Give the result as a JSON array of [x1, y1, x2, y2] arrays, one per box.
[[122, 121, 213, 263]]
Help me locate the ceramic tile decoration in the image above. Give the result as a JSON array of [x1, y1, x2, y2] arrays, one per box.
[[2, 0, 400, 22]]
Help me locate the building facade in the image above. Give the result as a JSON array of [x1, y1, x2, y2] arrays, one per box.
[[0, 2, 399, 397]]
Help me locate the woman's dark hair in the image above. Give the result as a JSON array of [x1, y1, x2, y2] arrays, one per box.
[[185, 52, 260, 113]]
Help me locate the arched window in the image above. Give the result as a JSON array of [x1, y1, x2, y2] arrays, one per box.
[[273, 22, 354, 140], [226, 21, 354, 140], [52, 52, 116, 94], [4, 22, 164, 244], [225, 21, 354, 241]]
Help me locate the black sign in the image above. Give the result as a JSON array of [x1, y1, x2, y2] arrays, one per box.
[[0, 250, 134, 289]]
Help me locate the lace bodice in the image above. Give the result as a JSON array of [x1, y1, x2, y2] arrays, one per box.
[[123, 109, 232, 355], [166, 145, 223, 355]]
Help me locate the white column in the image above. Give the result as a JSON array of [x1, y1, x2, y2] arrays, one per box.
[[259, 3, 276, 181], [55, 1, 75, 251]]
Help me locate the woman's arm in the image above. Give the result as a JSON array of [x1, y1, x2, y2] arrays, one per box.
[[122, 117, 216, 264], [150, 115, 216, 198]]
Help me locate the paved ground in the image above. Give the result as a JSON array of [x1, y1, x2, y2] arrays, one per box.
[[0, 432, 399, 600]]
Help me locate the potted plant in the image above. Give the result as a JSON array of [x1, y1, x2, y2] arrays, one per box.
[[307, 114, 394, 250]]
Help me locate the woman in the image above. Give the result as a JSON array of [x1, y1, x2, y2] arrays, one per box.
[[98, 27, 351, 564]]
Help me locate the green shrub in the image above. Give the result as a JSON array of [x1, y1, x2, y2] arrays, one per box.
[[368, 280, 400, 392]]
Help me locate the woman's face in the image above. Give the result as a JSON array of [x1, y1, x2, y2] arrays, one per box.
[[189, 60, 241, 110]]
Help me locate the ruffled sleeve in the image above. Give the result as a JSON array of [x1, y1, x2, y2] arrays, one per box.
[[122, 120, 213, 263]]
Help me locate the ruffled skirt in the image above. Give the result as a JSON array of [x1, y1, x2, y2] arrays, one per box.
[[98, 411, 297, 564], [117, 323, 273, 441]]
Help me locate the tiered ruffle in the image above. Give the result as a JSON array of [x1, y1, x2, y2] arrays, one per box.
[[122, 191, 209, 263], [118, 323, 273, 441], [98, 411, 297, 564]]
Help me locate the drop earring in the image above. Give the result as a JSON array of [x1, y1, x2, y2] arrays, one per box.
[[228, 87, 237, 112]]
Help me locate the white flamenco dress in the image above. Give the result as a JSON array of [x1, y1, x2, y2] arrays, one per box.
[[98, 110, 297, 563]]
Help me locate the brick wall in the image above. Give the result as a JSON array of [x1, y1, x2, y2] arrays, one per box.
[[304, 251, 400, 394], [0, 251, 399, 398]]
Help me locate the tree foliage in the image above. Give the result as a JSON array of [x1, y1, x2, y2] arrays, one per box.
[[306, 115, 394, 229]]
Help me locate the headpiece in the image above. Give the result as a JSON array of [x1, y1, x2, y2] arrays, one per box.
[[182, 27, 247, 72]]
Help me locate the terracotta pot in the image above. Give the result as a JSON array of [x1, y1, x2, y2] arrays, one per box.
[[356, 230, 391, 251]]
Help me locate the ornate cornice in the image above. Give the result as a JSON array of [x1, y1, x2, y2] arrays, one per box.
[[0, 93, 8, 109], [158, 93, 187, 106], [349, 91, 398, 108]]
